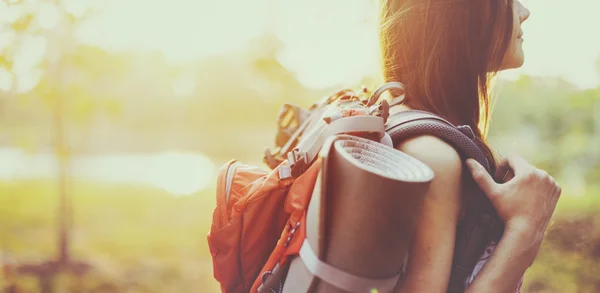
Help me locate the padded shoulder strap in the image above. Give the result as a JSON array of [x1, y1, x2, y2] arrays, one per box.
[[385, 110, 491, 172], [385, 110, 504, 293]]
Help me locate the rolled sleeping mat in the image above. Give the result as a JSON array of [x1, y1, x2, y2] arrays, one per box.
[[281, 134, 435, 293]]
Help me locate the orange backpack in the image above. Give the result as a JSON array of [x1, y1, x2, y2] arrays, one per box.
[[207, 82, 504, 293], [207, 83, 398, 293]]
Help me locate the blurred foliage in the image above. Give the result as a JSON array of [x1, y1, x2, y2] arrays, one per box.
[[523, 189, 600, 293], [1, 1, 600, 293], [488, 76, 600, 191]]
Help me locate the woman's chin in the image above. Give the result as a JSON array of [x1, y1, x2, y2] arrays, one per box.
[[500, 55, 525, 71]]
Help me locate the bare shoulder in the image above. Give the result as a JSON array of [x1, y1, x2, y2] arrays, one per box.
[[396, 135, 463, 187], [389, 104, 463, 180], [392, 135, 464, 292]]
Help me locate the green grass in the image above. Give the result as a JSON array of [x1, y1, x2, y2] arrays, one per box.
[[0, 179, 221, 293], [1, 180, 599, 293]]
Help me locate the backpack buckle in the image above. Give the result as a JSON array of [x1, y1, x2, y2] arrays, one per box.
[[264, 148, 284, 170], [368, 99, 390, 123], [287, 148, 308, 178]]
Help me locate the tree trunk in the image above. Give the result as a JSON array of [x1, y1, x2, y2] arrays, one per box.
[[54, 81, 71, 267]]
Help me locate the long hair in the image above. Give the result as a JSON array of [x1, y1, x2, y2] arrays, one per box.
[[379, 0, 515, 169]]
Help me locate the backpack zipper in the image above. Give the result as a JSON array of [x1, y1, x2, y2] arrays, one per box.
[[224, 161, 241, 206], [216, 160, 241, 228]]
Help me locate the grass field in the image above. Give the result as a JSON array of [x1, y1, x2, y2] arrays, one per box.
[[0, 179, 599, 293], [0, 180, 220, 293]]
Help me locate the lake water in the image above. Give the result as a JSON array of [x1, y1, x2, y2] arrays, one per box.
[[0, 148, 216, 195]]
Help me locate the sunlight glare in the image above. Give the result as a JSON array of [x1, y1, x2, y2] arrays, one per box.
[[148, 151, 215, 195], [78, 0, 270, 65], [0, 2, 20, 24], [11, 35, 46, 93], [276, 0, 381, 88], [0, 149, 216, 196], [35, 2, 61, 30], [12, 36, 46, 73], [0, 30, 16, 53], [70, 0, 600, 90], [0, 68, 13, 92]]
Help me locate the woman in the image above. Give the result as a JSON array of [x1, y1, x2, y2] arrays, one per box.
[[379, 0, 561, 292]]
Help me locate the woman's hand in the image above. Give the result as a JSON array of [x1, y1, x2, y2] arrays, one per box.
[[464, 155, 562, 293], [466, 155, 561, 247]]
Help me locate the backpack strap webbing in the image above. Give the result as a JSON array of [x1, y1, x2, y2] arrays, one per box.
[[385, 110, 504, 293], [385, 110, 490, 170]]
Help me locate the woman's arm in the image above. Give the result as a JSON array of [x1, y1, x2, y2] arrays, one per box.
[[464, 156, 561, 293], [395, 135, 464, 293], [465, 223, 541, 293]]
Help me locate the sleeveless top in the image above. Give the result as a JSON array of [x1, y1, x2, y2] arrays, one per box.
[[465, 242, 524, 292]]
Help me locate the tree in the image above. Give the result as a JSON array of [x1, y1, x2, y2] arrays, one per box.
[[1, 1, 122, 290]]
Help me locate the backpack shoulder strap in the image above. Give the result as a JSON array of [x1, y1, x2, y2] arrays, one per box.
[[385, 109, 491, 171], [385, 110, 504, 293]]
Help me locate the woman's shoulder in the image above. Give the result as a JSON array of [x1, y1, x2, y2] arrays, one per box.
[[389, 105, 464, 182], [395, 134, 463, 179]]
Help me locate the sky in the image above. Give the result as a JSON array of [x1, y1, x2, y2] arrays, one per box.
[[4, 0, 600, 90]]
